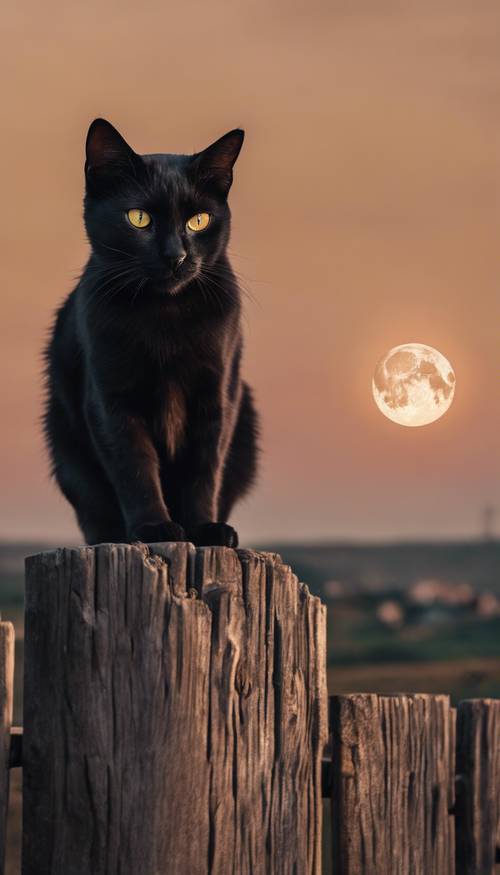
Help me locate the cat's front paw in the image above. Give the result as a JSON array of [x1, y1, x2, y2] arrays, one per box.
[[188, 522, 239, 548], [130, 521, 187, 544]]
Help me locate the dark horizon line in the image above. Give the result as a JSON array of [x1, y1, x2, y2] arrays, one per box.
[[0, 535, 499, 550]]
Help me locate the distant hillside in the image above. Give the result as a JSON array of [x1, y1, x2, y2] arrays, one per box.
[[1, 539, 499, 605], [257, 540, 500, 596], [0, 541, 53, 604]]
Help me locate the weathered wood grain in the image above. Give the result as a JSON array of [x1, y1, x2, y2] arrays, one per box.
[[22, 544, 327, 875], [455, 698, 500, 875], [330, 692, 454, 875], [0, 621, 14, 875]]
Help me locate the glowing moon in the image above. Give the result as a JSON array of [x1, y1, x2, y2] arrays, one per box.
[[372, 343, 456, 427]]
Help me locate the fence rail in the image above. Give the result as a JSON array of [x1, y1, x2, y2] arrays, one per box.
[[0, 545, 499, 874]]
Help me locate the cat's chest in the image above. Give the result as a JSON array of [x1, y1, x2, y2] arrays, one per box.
[[155, 380, 187, 458]]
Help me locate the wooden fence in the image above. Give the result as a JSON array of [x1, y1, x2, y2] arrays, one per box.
[[0, 544, 498, 874]]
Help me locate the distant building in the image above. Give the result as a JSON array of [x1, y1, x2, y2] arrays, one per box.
[[475, 592, 500, 618], [376, 600, 404, 627], [323, 580, 346, 599], [408, 579, 474, 607]]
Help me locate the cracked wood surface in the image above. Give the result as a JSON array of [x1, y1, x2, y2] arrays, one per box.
[[22, 543, 327, 875]]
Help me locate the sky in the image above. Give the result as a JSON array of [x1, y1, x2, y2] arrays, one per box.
[[1, 0, 499, 544]]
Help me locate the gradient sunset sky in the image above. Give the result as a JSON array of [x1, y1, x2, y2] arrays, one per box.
[[2, 0, 499, 543]]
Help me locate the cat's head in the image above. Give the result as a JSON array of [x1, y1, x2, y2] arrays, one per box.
[[83, 118, 244, 297]]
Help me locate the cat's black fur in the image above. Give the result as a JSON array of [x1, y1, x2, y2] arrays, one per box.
[[43, 118, 259, 547]]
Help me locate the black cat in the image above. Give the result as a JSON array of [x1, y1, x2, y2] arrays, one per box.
[[43, 118, 259, 547]]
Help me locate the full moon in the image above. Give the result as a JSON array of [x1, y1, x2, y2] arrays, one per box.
[[372, 343, 456, 427]]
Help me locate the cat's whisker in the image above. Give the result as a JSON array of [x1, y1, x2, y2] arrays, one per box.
[[198, 267, 244, 307], [89, 262, 137, 280], [86, 258, 139, 280], [197, 273, 228, 316], [86, 271, 137, 302], [82, 266, 143, 312], [131, 276, 148, 306], [94, 242, 138, 260], [226, 248, 253, 260], [196, 273, 219, 311], [205, 264, 255, 298], [201, 262, 258, 306]]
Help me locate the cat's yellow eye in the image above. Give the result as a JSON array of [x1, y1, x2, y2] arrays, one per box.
[[127, 208, 151, 229], [186, 212, 211, 233]]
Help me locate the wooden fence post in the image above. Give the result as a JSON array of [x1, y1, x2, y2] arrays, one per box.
[[0, 621, 14, 875], [330, 692, 455, 875], [22, 544, 328, 875], [455, 698, 500, 875]]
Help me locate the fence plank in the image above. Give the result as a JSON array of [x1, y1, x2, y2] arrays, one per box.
[[0, 621, 15, 874], [455, 698, 500, 875], [22, 544, 327, 875], [330, 693, 454, 875]]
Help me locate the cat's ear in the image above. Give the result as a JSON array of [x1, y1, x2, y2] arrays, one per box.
[[191, 129, 244, 195], [85, 118, 138, 182]]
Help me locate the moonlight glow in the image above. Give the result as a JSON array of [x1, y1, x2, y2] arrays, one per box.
[[372, 343, 456, 427]]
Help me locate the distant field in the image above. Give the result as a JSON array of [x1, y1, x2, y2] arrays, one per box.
[[2, 537, 500, 595], [328, 657, 500, 702], [268, 538, 500, 593]]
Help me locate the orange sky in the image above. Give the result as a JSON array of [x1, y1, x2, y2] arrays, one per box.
[[2, 0, 499, 543]]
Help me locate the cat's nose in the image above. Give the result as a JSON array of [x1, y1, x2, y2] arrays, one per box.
[[163, 253, 186, 273], [161, 239, 187, 273], [173, 252, 187, 269], [163, 252, 186, 271]]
